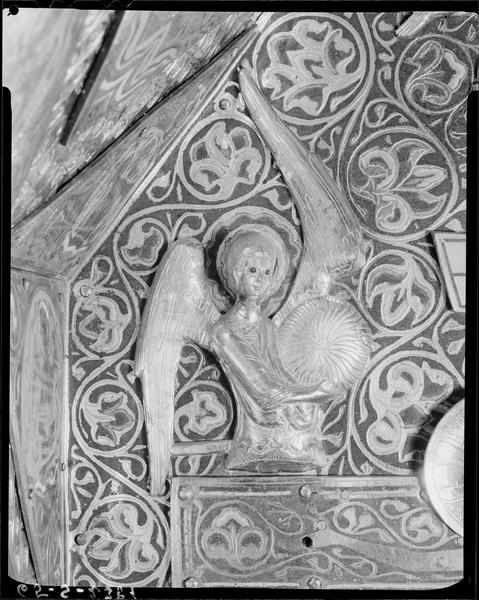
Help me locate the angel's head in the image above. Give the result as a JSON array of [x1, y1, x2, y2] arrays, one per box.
[[217, 225, 289, 304]]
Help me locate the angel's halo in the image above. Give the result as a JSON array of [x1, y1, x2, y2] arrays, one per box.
[[202, 208, 301, 317], [216, 223, 290, 298]]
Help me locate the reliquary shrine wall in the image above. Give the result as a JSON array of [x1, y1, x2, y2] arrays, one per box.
[[9, 11, 476, 591], [5, 10, 258, 226]]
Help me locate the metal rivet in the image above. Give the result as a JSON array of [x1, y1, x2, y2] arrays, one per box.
[[219, 99, 231, 110], [75, 533, 88, 546], [178, 485, 193, 501], [302, 536, 313, 548], [317, 519, 327, 531], [299, 484, 312, 499], [184, 577, 199, 588], [307, 576, 322, 589]]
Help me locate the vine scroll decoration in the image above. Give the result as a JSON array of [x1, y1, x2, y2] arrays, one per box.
[[66, 12, 473, 587]]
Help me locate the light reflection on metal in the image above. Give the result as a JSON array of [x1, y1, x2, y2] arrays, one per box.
[[8, 447, 36, 583], [424, 399, 464, 536], [135, 68, 372, 496], [9, 273, 66, 585], [171, 476, 463, 588]]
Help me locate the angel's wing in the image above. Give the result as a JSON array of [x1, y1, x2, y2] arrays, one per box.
[[134, 238, 221, 495], [238, 63, 367, 323]]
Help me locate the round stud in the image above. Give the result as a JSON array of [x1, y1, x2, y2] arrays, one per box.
[[79, 285, 91, 298], [184, 577, 199, 588], [178, 485, 194, 501], [219, 99, 231, 110], [75, 533, 88, 546], [299, 484, 312, 499], [317, 519, 327, 531]]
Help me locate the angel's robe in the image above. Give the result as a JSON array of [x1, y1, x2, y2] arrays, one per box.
[[210, 311, 328, 473]]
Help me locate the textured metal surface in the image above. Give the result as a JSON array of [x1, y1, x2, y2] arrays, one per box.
[[62, 12, 474, 587], [8, 10, 475, 589], [424, 399, 464, 536], [6, 12, 257, 226], [10, 270, 67, 585], [4, 9, 113, 225], [135, 69, 372, 495], [396, 12, 468, 38], [8, 447, 36, 584], [171, 476, 463, 588], [65, 29, 262, 589], [10, 28, 259, 279], [69, 12, 258, 144]]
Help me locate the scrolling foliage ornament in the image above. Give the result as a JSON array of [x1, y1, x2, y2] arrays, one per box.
[[66, 12, 475, 587]]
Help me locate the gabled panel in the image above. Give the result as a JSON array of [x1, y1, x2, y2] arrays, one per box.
[[10, 28, 259, 280], [7, 11, 258, 226], [8, 11, 474, 591], [69, 12, 259, 148]]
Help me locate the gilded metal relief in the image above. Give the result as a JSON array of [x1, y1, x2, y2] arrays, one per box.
[[65, 12, 472, 586], [6, 12, 258, 226], [5, 9, 112, 225], [424, 399, 464, 536], [135, 64, 372, 495], [171, 476, 463, 588], [9, 10, 474, 590]]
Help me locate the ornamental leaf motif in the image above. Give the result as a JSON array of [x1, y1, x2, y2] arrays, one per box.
[[370, 360, 453, 415], [120, 219, 166, 268], [355, 138, 447, 233], [406, 40, 467, 107], [188, 121, 262, 199], [263, 19, 362, 116], [336, 505, 395, 544], [82, 390, 135, 447], [79, 296, 129, 353], [202, 507, 271, 571], [365, 255, 436, 328], [404, 511, 443, 543], [366, 358, 454, 462], [88, 502, 161, 579], [175, 390, 227, 437]]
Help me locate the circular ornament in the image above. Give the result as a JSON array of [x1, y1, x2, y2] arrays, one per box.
[[276, 297, 372, 388], [424, 399, 464, 536]]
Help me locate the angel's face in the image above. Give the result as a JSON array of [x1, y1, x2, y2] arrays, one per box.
[[236, 251, 276, 302]]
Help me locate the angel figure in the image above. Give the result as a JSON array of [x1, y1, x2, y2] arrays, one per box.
[[135, 64, 372, 495]]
